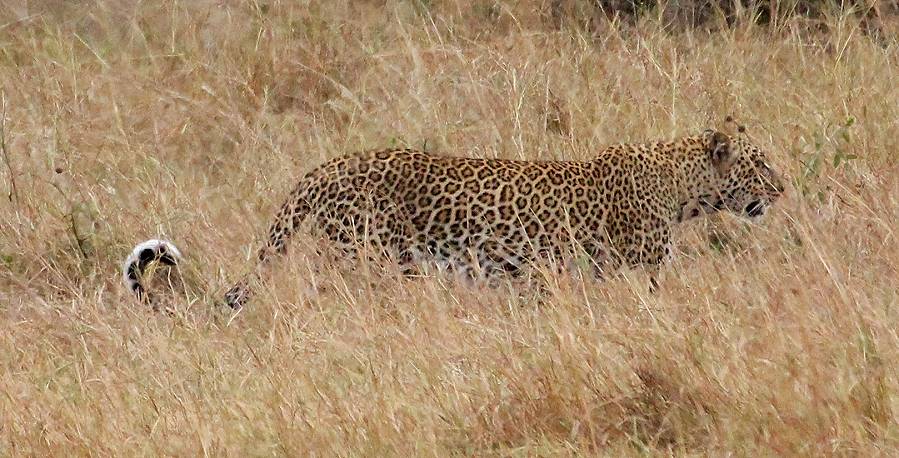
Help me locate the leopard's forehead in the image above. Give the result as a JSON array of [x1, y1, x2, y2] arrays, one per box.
[[732, 136, 762, 154]]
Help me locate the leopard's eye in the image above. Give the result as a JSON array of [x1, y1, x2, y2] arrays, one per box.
[[753, 158, 770, 170]]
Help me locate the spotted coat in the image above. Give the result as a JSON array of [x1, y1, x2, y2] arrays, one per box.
[[215, 129, 784, 307]]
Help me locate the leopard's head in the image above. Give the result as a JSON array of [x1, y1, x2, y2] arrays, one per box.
[[701, 130, 785, 220]]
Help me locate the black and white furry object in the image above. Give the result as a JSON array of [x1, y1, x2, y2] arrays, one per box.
[[122, 239, 182, 302]]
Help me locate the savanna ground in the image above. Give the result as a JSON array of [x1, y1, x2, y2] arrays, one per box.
[[1, 0, 898, 455]]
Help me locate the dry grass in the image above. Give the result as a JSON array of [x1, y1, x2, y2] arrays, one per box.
[[1, 0, 898, 455]]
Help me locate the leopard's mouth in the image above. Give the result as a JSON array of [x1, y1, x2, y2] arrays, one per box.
[[744, 200, 767, 218]]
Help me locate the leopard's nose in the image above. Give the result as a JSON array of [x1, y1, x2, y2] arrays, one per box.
[[768, 174, 785, 196]]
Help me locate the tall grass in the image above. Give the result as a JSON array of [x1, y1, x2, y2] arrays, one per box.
[[1, 1, 897, 455]]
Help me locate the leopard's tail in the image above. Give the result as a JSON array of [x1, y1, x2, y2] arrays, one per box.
[[222, 187, 313, 309], [122, 239, 182, 303], [123, 183, 311, 309]]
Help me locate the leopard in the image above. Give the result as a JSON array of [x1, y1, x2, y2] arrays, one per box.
[[123, 128, 784, 309]]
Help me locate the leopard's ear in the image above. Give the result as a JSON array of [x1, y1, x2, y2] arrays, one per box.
[[707, 131, 733, 174]]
